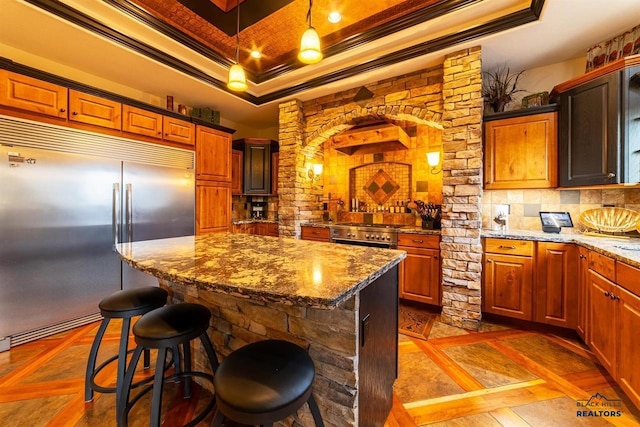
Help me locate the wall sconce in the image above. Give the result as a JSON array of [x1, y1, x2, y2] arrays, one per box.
[[426, 151, 441, 174], [308, 163, 323, 182]]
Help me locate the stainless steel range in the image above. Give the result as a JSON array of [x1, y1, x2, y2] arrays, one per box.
[[329, 223, 404, 248]]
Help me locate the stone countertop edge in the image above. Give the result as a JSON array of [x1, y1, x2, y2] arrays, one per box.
[[482, 229, 640, 268], [232, 219, 279, 225], [117, 233, 406, 310], [302, 222, 442, 235]]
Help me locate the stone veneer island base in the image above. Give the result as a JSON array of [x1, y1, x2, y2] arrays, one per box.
[[117, 233, 405, 427]]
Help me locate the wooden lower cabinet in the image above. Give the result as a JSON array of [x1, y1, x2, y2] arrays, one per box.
[[617, 285, 640, 409], [483, 252, 533, 320], [232, 223, 256, 234], [587, 270, 617, 373], [576, 246, 589, 341], [398, 234, 440, 305], [257, 222, 279, 237], [196, 181, 231, 234], [300, 226, 329, 242], [534, 242, 577, 328]]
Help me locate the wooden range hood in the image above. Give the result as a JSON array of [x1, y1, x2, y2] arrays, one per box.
[[331, 123, 410, 155]]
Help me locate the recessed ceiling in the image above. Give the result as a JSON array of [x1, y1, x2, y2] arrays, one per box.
[[1, 0, 639, 128]]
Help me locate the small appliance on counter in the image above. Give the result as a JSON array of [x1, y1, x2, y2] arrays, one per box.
[[540, 211, 573, 233], [249, 196, 267, 219]]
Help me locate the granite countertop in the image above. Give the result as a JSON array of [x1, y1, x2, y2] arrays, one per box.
[[482, 229, 640, 268], [232, 219, 279, 225], [117, 233, 406, 309], [302, 222, 442, 235]]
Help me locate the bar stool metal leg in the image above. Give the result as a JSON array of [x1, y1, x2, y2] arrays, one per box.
[[84, 317, 110, 402], [149, 347, 168, 427]]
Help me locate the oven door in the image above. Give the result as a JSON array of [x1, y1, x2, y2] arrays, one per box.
[[331, 238, 396, 249]]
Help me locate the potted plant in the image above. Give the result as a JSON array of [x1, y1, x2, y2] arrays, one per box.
[[482, 64, 525, 113]]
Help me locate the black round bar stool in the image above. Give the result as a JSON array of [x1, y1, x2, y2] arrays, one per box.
[[84, 287, 169, 404], [118, 302, 219, 427], [211, 339, 324, 427]]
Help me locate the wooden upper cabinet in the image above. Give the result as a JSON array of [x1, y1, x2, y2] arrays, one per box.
[[0, 70, 67, 119], [534, 242, 577, 328], [484, 111, 557, 189], [122, 105, 163, 138], [196, 126, 232, 182], [69, 90, 121, 129], [231, 149, 243, 194], [163, 116, 194, 145], [196, 182, 231, 234]]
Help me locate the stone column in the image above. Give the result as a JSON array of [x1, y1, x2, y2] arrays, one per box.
[[440, 46, 484, 331], [278, 100, 306, 238]]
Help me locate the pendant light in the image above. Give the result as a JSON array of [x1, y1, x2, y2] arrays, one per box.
[[227, 0, 247, 91], [298, 0, 323, 64]]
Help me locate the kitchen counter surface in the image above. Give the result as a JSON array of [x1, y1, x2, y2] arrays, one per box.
[[302, 222, 442, 235], [482, 229, 640, 268], [117, 233, 405, 309], [232, 219, 279, 225]]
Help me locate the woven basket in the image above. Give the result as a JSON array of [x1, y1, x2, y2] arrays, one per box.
[[579, 207, 640, 233]]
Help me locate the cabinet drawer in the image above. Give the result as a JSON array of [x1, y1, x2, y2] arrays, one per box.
[[617, 262, 640, 296], [397, 234, 440, 249], [589, 251, 616, 282], [301, 226, 329, 241], [485, 238, 533, 256]]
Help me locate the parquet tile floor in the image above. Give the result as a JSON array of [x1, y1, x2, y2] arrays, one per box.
[[1, 309, 639, 426]]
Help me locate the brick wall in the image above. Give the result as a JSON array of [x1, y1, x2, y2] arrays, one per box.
[[277, 47, 484, 329]]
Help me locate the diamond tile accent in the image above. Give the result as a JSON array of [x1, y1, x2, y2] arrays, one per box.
[[363, 169, 400, 205]]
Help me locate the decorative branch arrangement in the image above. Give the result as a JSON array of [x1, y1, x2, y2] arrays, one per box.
[[482, 64, 525, 113]]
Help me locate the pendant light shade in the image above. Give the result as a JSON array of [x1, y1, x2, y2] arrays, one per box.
[[227, 0, 247, 92], [227, 64, 247, 91], [298, 27, 322, 64], [298, 0, 323, 64]]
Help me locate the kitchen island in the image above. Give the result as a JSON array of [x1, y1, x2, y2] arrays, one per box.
[[117, 233, 406, 427]]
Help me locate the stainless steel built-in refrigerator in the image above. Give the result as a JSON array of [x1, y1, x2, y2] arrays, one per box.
[[0, 115, 194, 349]]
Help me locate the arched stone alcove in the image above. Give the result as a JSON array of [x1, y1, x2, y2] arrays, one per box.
[[278, 47, 484, 331]]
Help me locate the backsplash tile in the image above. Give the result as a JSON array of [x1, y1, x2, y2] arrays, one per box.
[[483, 188, 640, 234]]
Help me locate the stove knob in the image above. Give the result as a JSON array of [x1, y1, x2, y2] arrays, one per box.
[[347, 233, 351, 237], [386, 236, 391, 241], [365, 234, 370, 239], [376, 235, 380, 240]]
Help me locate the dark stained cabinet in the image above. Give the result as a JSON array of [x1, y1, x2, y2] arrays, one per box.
[[556, 62, 640, 186], [233, 138, 278, 195]]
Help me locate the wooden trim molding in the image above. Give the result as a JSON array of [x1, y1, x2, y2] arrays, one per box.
[[22, 0, 546, 106]]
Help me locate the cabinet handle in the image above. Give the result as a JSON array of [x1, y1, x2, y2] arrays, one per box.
[[412, 239, 424, 243], [487, 259, 493, 263], [60, 108, 66, 113], [604, 291, 610, 298], [72, 111, 78, 115], [607, 172, 616, 178], [312, 231, 319, 234], [579, 254, 587, 259], [499, 245, 517, 249], [434, 255, 439, 259]]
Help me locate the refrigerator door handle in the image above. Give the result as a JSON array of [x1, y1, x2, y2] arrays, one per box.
[[112, 183, 120, 251], [125, 183, 133, 243]]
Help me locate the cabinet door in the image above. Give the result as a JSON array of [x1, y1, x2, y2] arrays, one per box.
[[534, 242, 577, 328], [587, 270, 617, 373], [576, 246, 589, 341], [244, 142, 271, 194], [399, 247, 440, 305], [617, 286, 640, 409], [0, 70, 67, 119], [69, 90, 121, 129], [271, 152, 279, 195], [559, 72, 620, 186], [231, 149, 243, 194], [484, 112, 557, 189], [483, 254, 533, 320], [163, 116, 195, 145], [266, 222, 279, 237], [196, 126, 232, 182], [196, 181, 231, 234], [122, 105, 162, 138]]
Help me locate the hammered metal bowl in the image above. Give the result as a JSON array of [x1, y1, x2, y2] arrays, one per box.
[[579, 207, 640, 233]]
